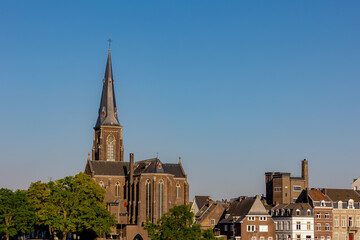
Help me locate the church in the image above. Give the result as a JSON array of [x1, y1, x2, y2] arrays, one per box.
[[84, 49, 189, 240]]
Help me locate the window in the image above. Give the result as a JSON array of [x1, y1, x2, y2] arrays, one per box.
[[335, 216, 339, 227], [158, 179, 164, 217], [294, 186, 302, 191], [293, 198, 297, 203], [260, 237, 265, 240], [115, 182, 120, 197], [307, 222, 311, 230], [247, 225, 256, 232], [176, 183, 180, 199], [288, 221, 291, 230], [307, 210, 311, 216], [284, 221, 288, 231], [342, 216, 346, 227], [252, 237, 257, 240], [211, 219, 215, 225], [280, 221, 283, 230], [296, 210, 300, 216], [269, 238, 273, 240], [321, 237, 325, 240], [325, 224, 330, 231], [99, 181, 104, 189], [334, 233, 339, 240], [106, 135, 115, 161], [317, 213, 321, 218], [230, 225, 233, 231], [260, 216, 267, 221], [275, 221, 278, 230], [317, 223, 321, 231], [296, 222, 301, 230], [325, 213, 330, 219], [297, 235, 301, 240], [276, 235, 279, 240], [259, 225, 268, 232], [349, 217, 353, 227], [356, 216, 360, 227], [146, 179, 151, 219], [321, 200, 326, 207], [224, 225, 228, 231], [274, 187, 282, 192], [327, 237, 331, 240], [248, 216, 256, 221], [338, 201, 343, 209], [342, 233, 346, 240], [349, 200, 354, 209]]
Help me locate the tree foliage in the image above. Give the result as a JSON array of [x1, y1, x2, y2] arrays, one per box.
[[0, 188, 36, 240], [145, 204, 218, 240], [27, 172, 116, 240]]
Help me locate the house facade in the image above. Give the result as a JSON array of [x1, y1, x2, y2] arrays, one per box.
[[270, 203, 314, 240], [218, 196, 275, 240]]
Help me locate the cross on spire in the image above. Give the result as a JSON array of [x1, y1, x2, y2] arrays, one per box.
[[108, 35, 112, 52]]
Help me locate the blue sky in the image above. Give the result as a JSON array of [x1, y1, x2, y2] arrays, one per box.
[[0, 1, 359, 200]]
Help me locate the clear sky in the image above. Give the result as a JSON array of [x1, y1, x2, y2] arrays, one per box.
[[0, 1, 359, 201]]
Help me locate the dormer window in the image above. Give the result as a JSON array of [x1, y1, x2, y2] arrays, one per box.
[[320, 200, 326, 207], [307, 209, 311, 216], [338, 201, 342, 209], [296, 209, 300, 216], [99, 181, 104, 189], [348, 200, 354, 209]]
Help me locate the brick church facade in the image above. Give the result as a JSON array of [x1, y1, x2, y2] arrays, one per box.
[[84, 50, 189, 240]]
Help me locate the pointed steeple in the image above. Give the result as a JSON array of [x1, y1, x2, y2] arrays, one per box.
[[95, 51, 120, 129]]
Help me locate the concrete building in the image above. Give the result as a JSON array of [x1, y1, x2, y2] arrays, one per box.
[[265, 160, 309, 205]]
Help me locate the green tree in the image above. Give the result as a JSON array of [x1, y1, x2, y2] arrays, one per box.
[[0, 188, 36, 240], [145, 204, 218, 240], [28, 172, 116, 240]]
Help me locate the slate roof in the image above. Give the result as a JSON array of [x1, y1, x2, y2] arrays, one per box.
[[95, 51, 120, 128], [195, 200, 225, 224], [220, 196, 269, 223], [87, 160, 129, 176], [322, 189, 360, 202], [195, 196, 211, 209], [133, 158, 186, 178]]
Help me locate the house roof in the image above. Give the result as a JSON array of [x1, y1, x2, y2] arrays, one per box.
[[322, 189, 360, 202], [195, 196, 211, 209], [220, 196, 268, 223], [308, 190, 330, 201]]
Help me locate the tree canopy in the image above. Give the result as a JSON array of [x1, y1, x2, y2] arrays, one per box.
[[145, 204, 218, 240], [27, 172, 116, 240], [0, 188, 37, 240]]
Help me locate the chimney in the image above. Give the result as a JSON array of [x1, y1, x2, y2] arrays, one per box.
[[301, 159, 309, 189]]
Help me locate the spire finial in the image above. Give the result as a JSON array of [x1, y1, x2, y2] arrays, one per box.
[[88, 152, 90, 160], [179, 156, 182, 164], [156, 152, 159, 159], [108, 35, 112, 52]]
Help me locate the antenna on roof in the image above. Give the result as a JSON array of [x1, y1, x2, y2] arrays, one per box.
[[108, 35, 112, 52]]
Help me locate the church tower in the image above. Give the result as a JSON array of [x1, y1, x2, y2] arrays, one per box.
[[92, 50, 124, 162]]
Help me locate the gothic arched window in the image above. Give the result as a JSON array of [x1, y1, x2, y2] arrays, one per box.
[[176, 183, 181, 199], [146, 179, 151, 220], [115, 182, 120, 197], [107, 135, 115, 161], [159, 179, 164, 217]]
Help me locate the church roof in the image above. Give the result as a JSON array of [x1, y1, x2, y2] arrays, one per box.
[[87, 158, 186, 178], [133, 158, 186, 178], [95, 51, 120, 129], [87, 160, 129, 176]]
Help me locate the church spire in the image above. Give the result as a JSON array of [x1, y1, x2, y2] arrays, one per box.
[[94, 50, 120, 129]]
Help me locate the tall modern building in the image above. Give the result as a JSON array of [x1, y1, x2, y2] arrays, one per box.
[[85, 49, 189, 240]]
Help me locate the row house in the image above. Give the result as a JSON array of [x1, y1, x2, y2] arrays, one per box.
[[296, 190, 333, 240], [270, 203, 314, 240], [194, 198, 225, 230], [218, 196, 275, 240], [321, 189, 360, 240]]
